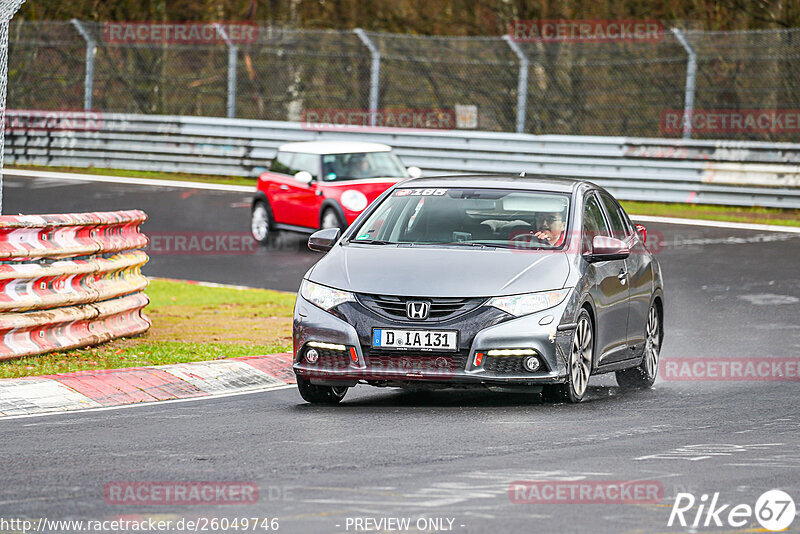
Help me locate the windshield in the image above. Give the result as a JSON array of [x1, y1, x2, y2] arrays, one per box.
[[350, 187, 571, 249], [321, 151, 408, 181]]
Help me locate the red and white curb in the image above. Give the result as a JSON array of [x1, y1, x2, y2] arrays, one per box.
[[0, 353, 295, 417]]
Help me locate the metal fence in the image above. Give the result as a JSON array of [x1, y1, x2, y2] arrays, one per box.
[[6, 113, 800, 209], [7, 21, 800, 142]]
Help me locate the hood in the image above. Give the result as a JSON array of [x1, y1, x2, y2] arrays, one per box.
[[308, 244, 571, 297]]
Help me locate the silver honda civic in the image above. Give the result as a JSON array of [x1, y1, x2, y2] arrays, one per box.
[[292, 175, 664, 404]]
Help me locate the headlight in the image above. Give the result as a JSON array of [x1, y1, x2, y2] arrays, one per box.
[[487, 289, 569, 317], [341, 190, 368, 212], [300, 280, 355, 311]]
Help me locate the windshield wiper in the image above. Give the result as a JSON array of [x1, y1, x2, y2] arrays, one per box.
[[349, 239, 395, 245]]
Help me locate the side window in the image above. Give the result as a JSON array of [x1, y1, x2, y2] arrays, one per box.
[[270, 151, 294, 175], [291, 153, 320, 178], [599, 192, 629, 240], [583, 194, 609, 253]]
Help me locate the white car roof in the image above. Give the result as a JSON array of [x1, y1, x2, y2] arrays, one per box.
[[278, 141, 393, 155]]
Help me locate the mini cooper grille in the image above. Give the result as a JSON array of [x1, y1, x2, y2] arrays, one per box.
[[483, 355, 525, 374], [357, 294, 486, 321], [363, 350, 469, 373]]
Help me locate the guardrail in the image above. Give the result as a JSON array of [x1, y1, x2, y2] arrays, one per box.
[[0, 210, 151, 360], [6, 113, 800, 208]]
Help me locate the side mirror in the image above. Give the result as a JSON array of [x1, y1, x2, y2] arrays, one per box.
[[586, 235, 630, 262], [635, 223, 647, 244], [308, 228, 341, 253], [407, 166, 422, 178], [294, 171, 313, 184]]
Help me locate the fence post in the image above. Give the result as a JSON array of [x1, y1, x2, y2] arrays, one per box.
[[70, 19, 95, 111], [1, 0, 26, 215], [354, 28, 380, 127], [214, 24, 237, 118], [502, 35, 529, 134], [671, 28, 697, 140]]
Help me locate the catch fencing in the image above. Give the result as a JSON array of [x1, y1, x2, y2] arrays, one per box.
[[0, 210, 151, 360], [5, 113, 800, 209], [6, 22, 800, 141]]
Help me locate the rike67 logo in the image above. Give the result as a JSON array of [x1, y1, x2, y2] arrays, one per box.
[[668, 489, 796, 531]]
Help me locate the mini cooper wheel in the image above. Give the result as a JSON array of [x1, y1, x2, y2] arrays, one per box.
[[321, 208, 346, 232], [251, 201, 275, 245], [296, 376, 348, 404], [544, 309, 593, 403], [616, 302, 661, 389]]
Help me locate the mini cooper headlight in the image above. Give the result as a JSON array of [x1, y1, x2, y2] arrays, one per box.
[[341, 190, 368, 212], [487, 289, 570, 317], [300, 280, 355, 311]]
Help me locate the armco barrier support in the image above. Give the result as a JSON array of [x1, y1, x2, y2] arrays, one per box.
[[0, 210, 151, 361], [6, 113, 800, 208]]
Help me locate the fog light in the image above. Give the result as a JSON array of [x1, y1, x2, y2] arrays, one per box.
[[305, 348, 319, 364], [523, 355, 541, 372]]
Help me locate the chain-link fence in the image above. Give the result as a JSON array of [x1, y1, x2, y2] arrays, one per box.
[[7, 21, 800, 141]]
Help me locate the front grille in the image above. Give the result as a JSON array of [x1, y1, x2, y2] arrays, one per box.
[[483, 355, 525, 374], [305, 348, 349, 370], [357, 294, 486, 321], [363, 349, 469, 374]]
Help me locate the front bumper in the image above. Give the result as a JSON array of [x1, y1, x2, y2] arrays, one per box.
[[293, 292, 576, 388]]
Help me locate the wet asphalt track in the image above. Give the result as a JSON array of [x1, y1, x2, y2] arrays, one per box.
[[1, 172, 799, 533]]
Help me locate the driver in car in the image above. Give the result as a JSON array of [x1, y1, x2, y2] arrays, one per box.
[[347, 154, 373, 178], [534, 211, 566, 246]]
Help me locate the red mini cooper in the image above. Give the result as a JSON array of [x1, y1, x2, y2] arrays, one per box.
[[251, 141, 421, 244]]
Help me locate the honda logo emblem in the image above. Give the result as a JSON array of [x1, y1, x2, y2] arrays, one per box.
[[406, 300, 430, 320]]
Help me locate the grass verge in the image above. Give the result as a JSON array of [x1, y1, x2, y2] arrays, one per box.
[[8, 164, 256, 187], [621, 201, 800, 228], [11, 165, 800, 227], [0, 279, 295, 379]]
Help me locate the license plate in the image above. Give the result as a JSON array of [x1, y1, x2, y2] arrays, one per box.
[[372, 329, 458, 351]]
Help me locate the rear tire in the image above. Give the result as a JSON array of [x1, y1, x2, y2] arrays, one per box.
[[543, 309, 593, 403], [251, 201, 276, 245], [616, 302, 661, 389], [296, 376, 348, 404]]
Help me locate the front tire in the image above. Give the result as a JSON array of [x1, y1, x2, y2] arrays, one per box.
[[321, 208, 346, 232], [296, 376, 348, 404], [543, 309, 593, 403], [616, 302, 661, 389]]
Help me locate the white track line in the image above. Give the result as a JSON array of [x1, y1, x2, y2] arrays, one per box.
[[629, 214, 800, 234], [0, 384, 296, 422], [8, 168, 800, 233]]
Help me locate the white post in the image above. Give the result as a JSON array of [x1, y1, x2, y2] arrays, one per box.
[[215, 23, 237, 118], [671, 28, 697, 140], [71, 19, 95, 111], [502, 35, 529, 134], [354, 28, 380, 127], [0, 0, 26, 215]]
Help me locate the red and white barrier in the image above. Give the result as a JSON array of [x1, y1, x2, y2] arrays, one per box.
[[0, 211, 151, 361]]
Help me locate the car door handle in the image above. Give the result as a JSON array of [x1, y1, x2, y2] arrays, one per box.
[[279, 185, 289, 191], [618, 269, 628, 284]]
